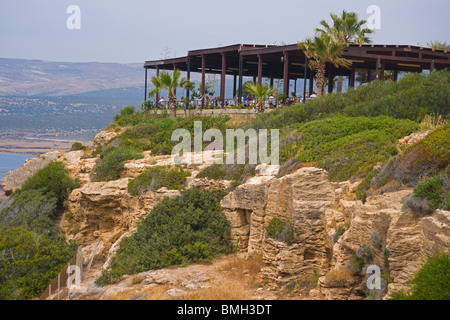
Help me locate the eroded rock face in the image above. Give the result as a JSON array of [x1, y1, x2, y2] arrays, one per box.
[[222, 167, 336, 283], [61, 178, 180, 266], [60, 150, 97, 186], [92, 128, 125, 148], [222, 166, 450, 299], [1, 151, 60, 195]]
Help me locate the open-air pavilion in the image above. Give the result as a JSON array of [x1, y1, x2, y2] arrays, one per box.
[[143, 43, 450, 108]]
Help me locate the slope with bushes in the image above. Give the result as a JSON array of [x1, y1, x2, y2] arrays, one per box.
[[0, 162, 78, 300]]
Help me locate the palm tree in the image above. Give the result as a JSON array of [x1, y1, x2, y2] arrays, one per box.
[[316, 10, 374, 91], [316, 10, 374, 44], [427, 40, 450, 51], [298, 34, 351, 97], [244, 82, 276, 113], [148, 70, 194, 117]]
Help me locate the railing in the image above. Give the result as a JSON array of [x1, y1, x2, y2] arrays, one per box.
[[39, 238, 101, 300]]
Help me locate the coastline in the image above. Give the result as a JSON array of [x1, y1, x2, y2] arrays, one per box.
[[0, 137, 93, 155]]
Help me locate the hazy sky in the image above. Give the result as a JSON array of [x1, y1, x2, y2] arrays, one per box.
[[0, 0, 449, 63]]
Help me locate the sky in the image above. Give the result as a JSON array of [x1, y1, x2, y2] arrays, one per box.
[[0, 0, 449, 64]]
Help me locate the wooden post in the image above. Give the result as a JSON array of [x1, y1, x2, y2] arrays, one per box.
[[430, 60, 435, 72], [380, 60, 385, 80], [350, 65, 356, 88], [201, 54, 206, 109], [394, 70, 398, 82], [221, 53, 226, 107], [238, 57, 243, 104], [173, 64, 177, 99], [233, 74, 237, 98], [283, 52, 289, 97], [303, 56, 308, 102], [367, 68, 372, 83], [144, 68, 148, 102], [270, 76, 274, 88], [257, 55, 263, 86], [375, 57, 381, 80], [155, 67, 160, 108], [186, 58, 191, 101]]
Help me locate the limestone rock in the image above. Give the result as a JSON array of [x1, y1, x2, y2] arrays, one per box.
[[92, 128, 123, 148], [1, 151, 60, 195], [222, 167, 335, 282], [398, 130, 431, 148], [61, 178, 180, 264]]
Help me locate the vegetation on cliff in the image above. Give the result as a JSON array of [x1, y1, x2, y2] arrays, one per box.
[[127, 165, 191, 196], [391, 252, 450, 300], [96, 188, 233, 285], [0, 162, 77, 300]]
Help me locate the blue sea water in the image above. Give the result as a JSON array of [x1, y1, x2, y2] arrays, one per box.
[[0, 153, 35, 183]]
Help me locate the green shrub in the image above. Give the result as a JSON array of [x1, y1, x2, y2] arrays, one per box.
[[70, 142, 87, 151], [265, 217, 295, 244], [373, 124, 450, 189], [114, 106, 135, 123], [17, 161, 78, 208], [371, 231, 382, 249], [91, 146, 143, 182], [332, 225, 347, 243], [390, 252, 450, 300], [0, 226, 76, 300], [0, 190, 58, 229], [127, 166, 191, 196], [196, 163, 256, 184], [361, 243, 374, 263], [282, 115, 419, 181], [404, 172, 450, 215], [96, 188, 233, 285], [356, 169, 380, 203], [349, 254, 364, 276]]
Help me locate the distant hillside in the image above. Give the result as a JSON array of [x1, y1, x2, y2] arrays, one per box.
[[0, 58, 151, 97]]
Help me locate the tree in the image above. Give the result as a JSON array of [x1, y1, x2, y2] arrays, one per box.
[[316, 10, 374, 45], [298, 34, 351, 97], [244, 82, 276, 112], [427, 40, 450, 51], [316, 10, 374, 91], [149, 70, 194, 117]]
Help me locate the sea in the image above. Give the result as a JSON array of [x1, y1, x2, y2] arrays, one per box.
[[0, 153, 35, 184]]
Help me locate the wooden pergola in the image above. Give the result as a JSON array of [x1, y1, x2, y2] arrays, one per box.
[[144, 43, 450, 107]]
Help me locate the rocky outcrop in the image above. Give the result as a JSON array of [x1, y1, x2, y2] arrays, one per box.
[[60, 150, 97, 186], [92, 128, 125, 148], [221, 165, 450, 299], [1, 151, 60, 195], [222, 167, 336, 284], [61, 178, 180, 267]]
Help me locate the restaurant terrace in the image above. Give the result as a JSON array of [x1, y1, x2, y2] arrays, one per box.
[[143, 43, 450, 107]]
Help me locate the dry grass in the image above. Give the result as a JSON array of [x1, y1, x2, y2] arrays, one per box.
[[421, 114, 449, 130], [324, 268, 354, 288], [216, 254, 264, 275], [224, 119, 252, 128], [173, 282, 250, 300], [100, 285, 171, 300]]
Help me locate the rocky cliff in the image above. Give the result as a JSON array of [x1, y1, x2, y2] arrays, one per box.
[[1, 127, 448, 300]]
